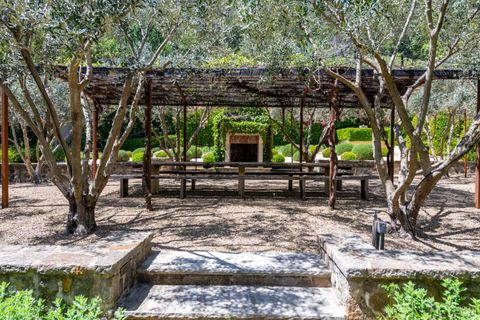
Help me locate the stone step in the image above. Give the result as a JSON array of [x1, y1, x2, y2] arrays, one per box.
[[138, 250, 331, 287], [121, 284, 345, 320]]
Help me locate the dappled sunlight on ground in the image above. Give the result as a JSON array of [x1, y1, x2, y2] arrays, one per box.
[[1, 173, 479, 253]]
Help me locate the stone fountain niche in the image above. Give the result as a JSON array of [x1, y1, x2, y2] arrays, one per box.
[[225, 133, 263, 162]]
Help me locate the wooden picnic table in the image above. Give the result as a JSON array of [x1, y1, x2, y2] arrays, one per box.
[[112, 160, 377, 200]]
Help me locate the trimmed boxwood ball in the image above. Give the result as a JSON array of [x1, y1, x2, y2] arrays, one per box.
[[155, 150, 168, 158], [382, 146, 389, 156], [322, 148, 331, 158], [271, 149, 279, 157], [341, 151, 357, 160], [352, 144, 374, 160], [189, 146, 203, 159], [280, 144, 293, 156], [272, 154, 285, 163], [335, 142, 353, 155], [133, 147, 145, 153], [117, 150, 130, 162], [131, 151, 144, 162], [127, 151, 133, 158], [203, 152, 215, 163]]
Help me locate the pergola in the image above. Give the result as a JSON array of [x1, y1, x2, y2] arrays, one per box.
[[1, 67, 478, 208]]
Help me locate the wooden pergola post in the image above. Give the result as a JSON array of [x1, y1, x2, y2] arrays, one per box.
[[2, 90, 8, 208], [143, 79, 153, 210], [299, 92, 305, 200], [475, 80, 480, 208], [92, 102, 99, 178], [389, 104, 395, 183], [464, 108, 467, 178]]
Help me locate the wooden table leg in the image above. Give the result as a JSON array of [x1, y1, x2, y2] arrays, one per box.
[[120, 178, 128, 198], [238, 166, 245, 199], [336, 179, 342, 191], [288, 175, 293, 191], [180, 177, 186, 199], [191, 179, 196, 191], [151, 166, 159, 194], [300, 178, 306, 200], [361, 179, 369, 200]]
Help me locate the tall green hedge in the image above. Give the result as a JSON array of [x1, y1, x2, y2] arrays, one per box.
[[337, 127, 372, 141]]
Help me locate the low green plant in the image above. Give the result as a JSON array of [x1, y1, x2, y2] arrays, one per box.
[[189, 146, 203, 159], [155, 150, 168, 158], [127, 151, 132, 158], [131, 151, 144, 162], [322, 148, 331, 158], [271, 148, 279, 157], [381, 278, 480, 320], [53, 147, 66, 161], [272, 154, 285, 163], [341, 151, 357, 160], [335, 142, 353, 155], [133, 147, 145, 154], [0, 282, 125, 319], [280, 144, 293, 156], [203, 152, 215, 163], [0, 148, 23, 163], [117, 150, 130, 162], [352, 144, 373, 160], [381, 146, 389, 157]]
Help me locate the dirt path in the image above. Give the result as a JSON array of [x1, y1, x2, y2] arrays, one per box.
[[1, 174, 478, 253]]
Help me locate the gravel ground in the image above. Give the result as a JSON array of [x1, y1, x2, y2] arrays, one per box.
[[1, 173, 479, 253]]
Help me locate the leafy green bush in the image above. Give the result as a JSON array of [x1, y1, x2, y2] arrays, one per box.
[[280, 144, 294, 156], [322, 148, 331, 158], [0, 282, 125, 320], [271, 148, 279, 157], [0, 148, 22, 163], [203, 152, 215, 163], [337, 127, 372, 141], [381, 279, 480, 320], [117, 150, 130, 162], [53, 147, 66, 161], [189, 147, 203, 159], [152, 147, 160, 153], [127, 151, 132, 158], [335, 142, 353, 155], [155, 150, 168, 158], [272, 154, 285, 163], [293, 151, 300, 161], [121, 137, 145, 151], [352, 144, 373, 160], [131, 151, 144, 162], [200, 146, 211, 154], [341, 151, 357, 160], [382, 146, 389, 157], [133, 147, 145, 153]]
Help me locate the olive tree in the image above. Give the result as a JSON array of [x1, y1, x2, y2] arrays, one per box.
[[238, 0, 480, 237], [0, 0, 231, 235]]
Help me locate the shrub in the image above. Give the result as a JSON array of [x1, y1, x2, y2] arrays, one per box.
[[121, 137, 145, 151], [0, 282, 125, 320], [203, 152, 215, 163], [152, 147, 160, 153], [322, 148, 331, 158], [280, 144, 293, 156], [127, 151, 132, 158], [131, 151, 144, 162], [133, 147, 145, 153], [271, 148, 279, 157], [53, 147, 66, 161], [335, 142, 353, 155], [272, 154, 285, 163], [293, 151, 300, 161], [155, 150, 168, 158], [382, 278, 480, 320], [352, 144, 373, 160], [341, 151, 357, 160], [189, 146, 203, 159], [336, 127, 372, 141], [117, 150, 130, 162], [0, 148, 22, 163], [382, 146, 389, 157], [200, 146, 211, 154]]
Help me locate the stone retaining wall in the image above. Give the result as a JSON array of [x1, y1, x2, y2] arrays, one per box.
[[318, 235, 480, 320], [0, 232, 153, 312]]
